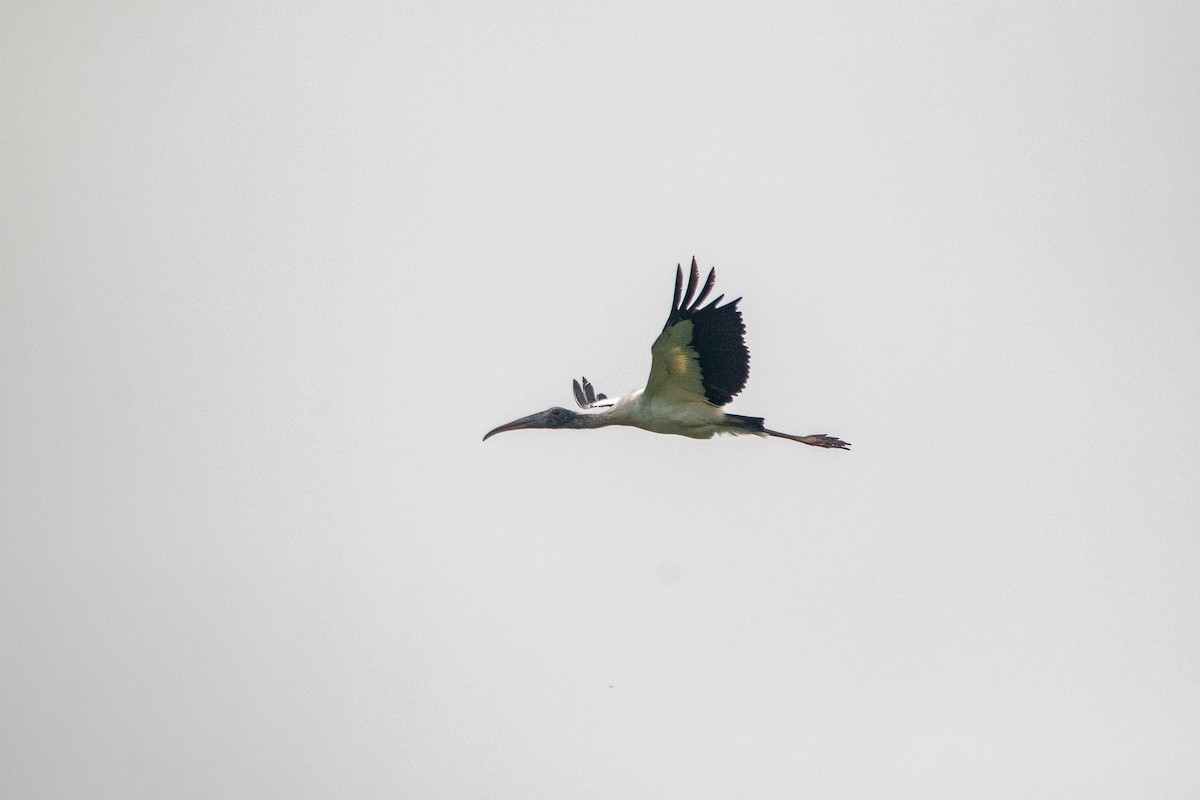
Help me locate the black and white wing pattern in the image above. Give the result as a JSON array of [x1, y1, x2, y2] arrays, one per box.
[[643, 258, 750, 407], [571, 376, 611, 409]]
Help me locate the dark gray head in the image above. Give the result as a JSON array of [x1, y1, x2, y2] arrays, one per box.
[[483, 407, 593, 441]]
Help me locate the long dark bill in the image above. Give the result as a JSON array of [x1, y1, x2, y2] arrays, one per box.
[[482, 413, 543, 441]]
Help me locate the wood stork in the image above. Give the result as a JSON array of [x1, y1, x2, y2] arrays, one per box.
[[483, 258, 850, 449]]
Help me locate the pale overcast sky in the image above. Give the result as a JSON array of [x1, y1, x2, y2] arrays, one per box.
[[3, 2, 1199, 798]]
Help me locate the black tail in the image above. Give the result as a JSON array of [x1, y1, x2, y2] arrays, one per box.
[[725, 414, 766, 432]]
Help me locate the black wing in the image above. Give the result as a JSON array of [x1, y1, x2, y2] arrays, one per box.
[[571, 377, 610, 409], [653, 257, 750, 406]]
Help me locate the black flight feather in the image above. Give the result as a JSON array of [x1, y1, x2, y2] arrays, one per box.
[[664, 258, 751, 406], [572, 376, 609, 409]]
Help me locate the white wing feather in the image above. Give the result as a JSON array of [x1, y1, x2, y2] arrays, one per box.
[[643, 320, 710, 406]]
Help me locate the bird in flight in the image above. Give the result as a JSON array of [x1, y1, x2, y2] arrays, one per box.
[[483, 258, 850, 449]]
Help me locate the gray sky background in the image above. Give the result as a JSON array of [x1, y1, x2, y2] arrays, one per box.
[[3, 2, 1199, 798]]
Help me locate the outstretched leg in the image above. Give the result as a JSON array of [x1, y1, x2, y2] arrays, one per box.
[[763, 429, 851, 449]]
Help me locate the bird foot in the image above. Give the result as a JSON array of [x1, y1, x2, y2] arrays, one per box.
[[799, 434, 851, 449]]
